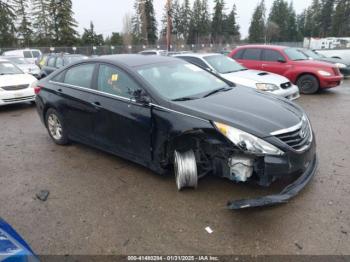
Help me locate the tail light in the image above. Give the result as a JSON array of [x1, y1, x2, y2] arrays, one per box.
[[30, 81, 42, 94], [34, 86, 42, 95]]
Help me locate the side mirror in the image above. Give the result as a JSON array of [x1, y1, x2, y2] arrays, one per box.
[[133, 89, 151, 105], [277, 58, 286, 63]]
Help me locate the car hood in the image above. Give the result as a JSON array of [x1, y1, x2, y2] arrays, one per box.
[[0, 74, 37, 87], [17, 64, 40, 72], [317, 57, 349, 66], [171, 86, 304, 138], [221, 69, 290, 88], [292, 59, 336, 68]]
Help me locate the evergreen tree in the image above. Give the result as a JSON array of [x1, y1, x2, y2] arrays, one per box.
[[268, 0, 289, 42], [200, 0, 211, 41], [248, 0, 266, 43], [81, 21, 104, 46], [50, 0, 78, 46], [286, 2, 298, 41], [332, 0, 350, 36], [132, 0, 157, 45], [211, 0, 225, 43], [224, 3, 240, 43], [179, 0, 191, 42], [296, 11, 306, 40], [319, 0, 335, 37], [144, 0, 157, 45], [13, 0, 33, 46], [32, 0, 52, 46], [188, 0, 202, 44], [310, 0, 322, 37], [0, 0, 16, 47]]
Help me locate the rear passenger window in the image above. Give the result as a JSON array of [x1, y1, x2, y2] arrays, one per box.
[[32, 51, 41, 58], [64, 64, 95, 88], [23, 51, 32, 58], [262, 50, 285, 62], [97, 64, 140, 98], [242, 49, 262, 60]]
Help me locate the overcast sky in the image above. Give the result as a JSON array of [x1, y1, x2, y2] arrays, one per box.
[[72, 0, 313, 39]]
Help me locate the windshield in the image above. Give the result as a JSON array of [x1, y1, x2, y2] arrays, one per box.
[[301, 49, 320, 59], [5, 57, 27, 65], [284, 48, 309, 61], [137, 61, 230, 100], [204, 55, 246, 74], [64, 56, 88, 65], [0, 62, 23, 75]]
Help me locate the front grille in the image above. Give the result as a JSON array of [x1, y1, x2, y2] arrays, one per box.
[[1, 84, 29, 91], [280, 82, 292, 89], [275, 119, 312, 151], [3, 96, 35, 103]]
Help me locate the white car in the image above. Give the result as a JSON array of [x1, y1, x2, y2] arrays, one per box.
[[139, 49, 168, 56], [2, 49, 42, 64], [174, 53, 300, 100], [0, 56, 40, 78], [0, 59, 37, 106]]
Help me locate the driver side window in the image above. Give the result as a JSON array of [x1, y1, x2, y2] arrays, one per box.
[[97, 64, 141, 99]]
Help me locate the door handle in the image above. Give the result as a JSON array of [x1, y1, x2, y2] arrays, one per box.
[[262, 64, 268, 67], [57, 88, 63, 92], [91, 101, 102, 108]]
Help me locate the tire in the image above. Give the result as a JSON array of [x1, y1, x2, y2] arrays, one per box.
[[297, 74, 319, 94], [45, 108, 69, 145], [174, 150, 198, 191]]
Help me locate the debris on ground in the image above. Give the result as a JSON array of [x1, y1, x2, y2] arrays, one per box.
[[36, 190, 50, 202], [294, 242, 303, 250], [205, 227, 214, 234]]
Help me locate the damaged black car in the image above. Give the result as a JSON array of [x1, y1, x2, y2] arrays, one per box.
[[35, 55, 318, 210]]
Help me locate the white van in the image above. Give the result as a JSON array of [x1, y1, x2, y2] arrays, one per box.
[[2, 49, 42, 64]]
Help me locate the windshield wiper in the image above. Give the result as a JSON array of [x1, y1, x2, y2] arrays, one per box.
[[172, 96, 199, 102], [203, 87, 233, 98]]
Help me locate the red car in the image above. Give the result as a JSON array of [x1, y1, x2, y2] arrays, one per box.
[[229, 45, 343, 94]]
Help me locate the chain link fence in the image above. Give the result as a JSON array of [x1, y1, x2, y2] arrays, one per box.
[[0, 42, 304, 56]]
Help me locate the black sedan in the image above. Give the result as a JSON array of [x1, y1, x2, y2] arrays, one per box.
[[299, 48, 350, 77], [35, 55, 318, 210]]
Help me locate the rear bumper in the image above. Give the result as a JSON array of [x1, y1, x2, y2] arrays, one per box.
[[227, 155, 318, 209], [319, 75, 343, 89]]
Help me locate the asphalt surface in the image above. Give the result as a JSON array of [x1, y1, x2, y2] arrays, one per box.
[[1, 81, 350, 256]]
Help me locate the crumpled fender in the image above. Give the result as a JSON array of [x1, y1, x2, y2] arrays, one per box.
[[227, 156, 318, 210]]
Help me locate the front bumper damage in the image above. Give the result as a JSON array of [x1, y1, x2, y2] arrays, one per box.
[[227, 155, 318, 210]]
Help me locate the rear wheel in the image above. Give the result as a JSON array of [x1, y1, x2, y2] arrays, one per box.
[[174, 150, 198, 191], [297, 74, 319, 94], [45, 108, 69, 145]]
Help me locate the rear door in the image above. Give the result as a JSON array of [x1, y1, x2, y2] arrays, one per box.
[[52, 63, 97, 143], [90, 63, 152, 163], [237, 48, 263, 70], [261, 49, 291, 76]]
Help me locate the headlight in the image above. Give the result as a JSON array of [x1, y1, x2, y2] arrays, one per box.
[[318, 70, 332, 76], [335, 63, 347, 69], [256, 83, 279, 91], [214, 122, 284, 156]]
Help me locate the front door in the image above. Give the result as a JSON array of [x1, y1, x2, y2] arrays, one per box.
[[261, 49, 291, 76], [90, 63, 152, 163]]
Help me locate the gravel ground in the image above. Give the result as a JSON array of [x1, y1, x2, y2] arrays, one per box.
[[0, 81, 350, 256]]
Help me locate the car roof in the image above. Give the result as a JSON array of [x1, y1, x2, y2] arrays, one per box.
[[98, 54, 181, 67], [237, 45, 289, 51], [174, 53, 221, 58]]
